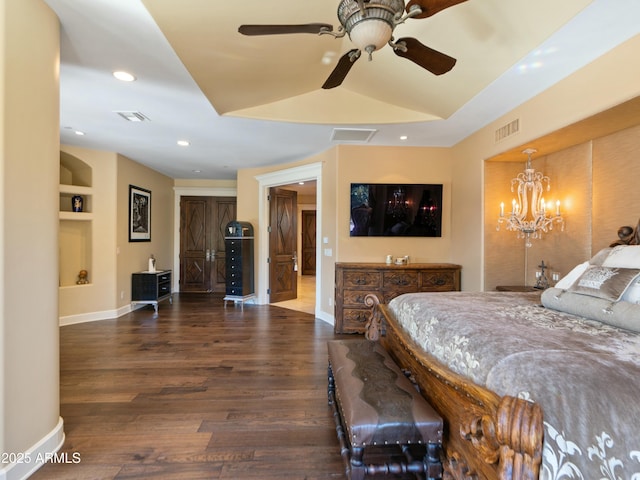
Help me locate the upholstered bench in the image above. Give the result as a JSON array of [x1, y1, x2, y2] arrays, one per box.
[[327, 339, 443, 480]]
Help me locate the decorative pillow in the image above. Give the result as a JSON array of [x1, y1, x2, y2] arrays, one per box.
[[622, 277, 640, 304], [555, 261, 589, 290], [542, 288, 640, 334], [568, 266, 640, 301], [589, 247, 613, 266], [603, 245, 640, 268]]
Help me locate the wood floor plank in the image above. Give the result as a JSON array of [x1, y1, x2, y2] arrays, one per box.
[[30, 294, 355, 479]]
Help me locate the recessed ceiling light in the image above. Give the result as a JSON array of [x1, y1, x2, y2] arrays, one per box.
[[299, 182, 305, 185], [400, 135, 408, 140], [75, 131, 85, 136], [177, 140, 190, 147], [113, 70, 136, 82], [192, 169, 201, 174]]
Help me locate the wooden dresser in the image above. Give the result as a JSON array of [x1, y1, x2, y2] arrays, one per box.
[[334, 263, 462, 334]]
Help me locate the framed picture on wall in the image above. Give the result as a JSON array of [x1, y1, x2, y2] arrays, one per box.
[[129, 185, 151, 242]]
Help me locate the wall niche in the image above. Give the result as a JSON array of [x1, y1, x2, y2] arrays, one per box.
[[59, 152, 93, 286]]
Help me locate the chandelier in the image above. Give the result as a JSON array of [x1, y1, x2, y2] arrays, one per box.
[[497, 149, 564, 247]]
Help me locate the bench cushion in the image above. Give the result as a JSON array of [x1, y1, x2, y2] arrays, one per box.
[[328, 339, 442, 448]]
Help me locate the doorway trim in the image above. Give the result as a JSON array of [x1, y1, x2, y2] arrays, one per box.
[[255, 162, 324, 321], [172, 186, 237, 293]]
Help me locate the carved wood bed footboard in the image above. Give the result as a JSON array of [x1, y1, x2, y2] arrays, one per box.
[[364, 295, 543, 480]]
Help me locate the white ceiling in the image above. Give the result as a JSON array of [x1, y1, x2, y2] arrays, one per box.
[[43, 0, 640, 180]]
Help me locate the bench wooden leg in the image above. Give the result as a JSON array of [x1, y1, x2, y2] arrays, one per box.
[[350, 446, 365, 480]]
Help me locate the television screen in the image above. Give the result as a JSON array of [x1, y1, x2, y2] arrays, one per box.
[[350, 183, 442, 237]]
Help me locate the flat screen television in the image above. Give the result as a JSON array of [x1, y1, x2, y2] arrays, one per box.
[[350, 183, 442, 237]]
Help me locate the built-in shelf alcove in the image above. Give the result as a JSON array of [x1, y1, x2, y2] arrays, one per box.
[[59, 152, 93, 287]]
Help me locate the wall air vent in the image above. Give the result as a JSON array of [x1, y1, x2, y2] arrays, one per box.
[[494, 118, 520, 143], [115, 111, 150, 122], [331, 128, 377, 143]]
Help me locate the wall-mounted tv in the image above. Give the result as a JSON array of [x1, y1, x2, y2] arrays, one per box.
[[350, 183, 442, 237]]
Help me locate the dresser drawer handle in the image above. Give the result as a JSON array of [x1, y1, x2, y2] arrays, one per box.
[[435, 278, 446, 286]]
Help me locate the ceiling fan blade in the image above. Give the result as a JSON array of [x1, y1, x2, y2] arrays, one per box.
[[393, 37, 456, 75], [238, 23, 333, 36], [406, 0, 468, 19], [322, 49, 361, 89]]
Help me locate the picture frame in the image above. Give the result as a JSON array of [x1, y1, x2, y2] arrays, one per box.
[[129, 185, 151, 242]]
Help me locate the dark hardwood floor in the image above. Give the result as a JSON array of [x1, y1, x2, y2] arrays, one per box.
[[32, 294, 353, 479]]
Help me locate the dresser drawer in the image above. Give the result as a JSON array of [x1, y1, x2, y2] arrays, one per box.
[[334, 263, 461, 334], [342, 308, 372, 331], [383, 271, 418, 289], [420, 270, 456, 291], [343, 290, 381, 307], [342, 271, 381, 289], [158, 272, 171, 283]]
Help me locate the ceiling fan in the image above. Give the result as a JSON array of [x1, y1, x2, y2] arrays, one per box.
[[238, 0, 468, 89]]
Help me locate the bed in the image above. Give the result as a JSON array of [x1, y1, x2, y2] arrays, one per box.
[[364, 219, 640, 480]]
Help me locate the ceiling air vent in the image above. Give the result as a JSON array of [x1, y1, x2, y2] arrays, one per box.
[[494, 118, 520, 143], [115, 111, 150, 122], [331, 128, 377, 143]]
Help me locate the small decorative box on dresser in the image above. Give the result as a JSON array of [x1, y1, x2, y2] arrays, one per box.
[[334, 263, 462, 334], [131, 270, 172, 313]]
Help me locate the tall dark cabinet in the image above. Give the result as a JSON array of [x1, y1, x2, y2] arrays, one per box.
[[223, 221, 255, 307]]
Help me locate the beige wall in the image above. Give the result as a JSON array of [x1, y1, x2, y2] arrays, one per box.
[[117, 154, 174, 309], [236, 145, 454, 320], [592, 124, 640, 250], [57, 148, 174, 320], [335, 145, 454, 264], [59, 146, 118, 319], [452, 33, 640, 291], [0, 0, 62, 472]]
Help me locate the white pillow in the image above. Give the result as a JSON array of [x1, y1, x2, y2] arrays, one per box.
[[622, 277, 640, 304], [603, 245, 640, 268], [555, 261, 589, 290]]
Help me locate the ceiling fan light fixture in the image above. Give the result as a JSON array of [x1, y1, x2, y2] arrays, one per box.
[[337, 0, 405, 56], [349, 19, 393, 53]]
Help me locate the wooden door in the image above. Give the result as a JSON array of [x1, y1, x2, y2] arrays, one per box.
[[180, 196, 236, 293], [301, 210, 316, 275], [269, 187, 297, 302]]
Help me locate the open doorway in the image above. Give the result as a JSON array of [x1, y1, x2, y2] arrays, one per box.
[[270, 181, 317, 315], [255, 162, 322, 318]]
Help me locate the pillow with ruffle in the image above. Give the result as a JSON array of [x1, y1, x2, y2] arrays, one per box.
[[568, 265, 640, 301]]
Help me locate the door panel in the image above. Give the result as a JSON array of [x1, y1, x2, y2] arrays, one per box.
[[180, 198, 210, 292], [269, 187, 297, 303], [180, 196, 236, 293], [301, 210, 316, 275]]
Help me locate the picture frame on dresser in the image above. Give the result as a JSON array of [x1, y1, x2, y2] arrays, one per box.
[[129, 184, 151, 242]]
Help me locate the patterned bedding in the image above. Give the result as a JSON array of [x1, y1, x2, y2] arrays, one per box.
[[388, 291, 640, 480]]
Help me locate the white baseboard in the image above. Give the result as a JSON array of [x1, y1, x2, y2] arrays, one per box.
[[0, 417, 64, 480], [316, 310, 334, 326], [59, 304, 132, 326]]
